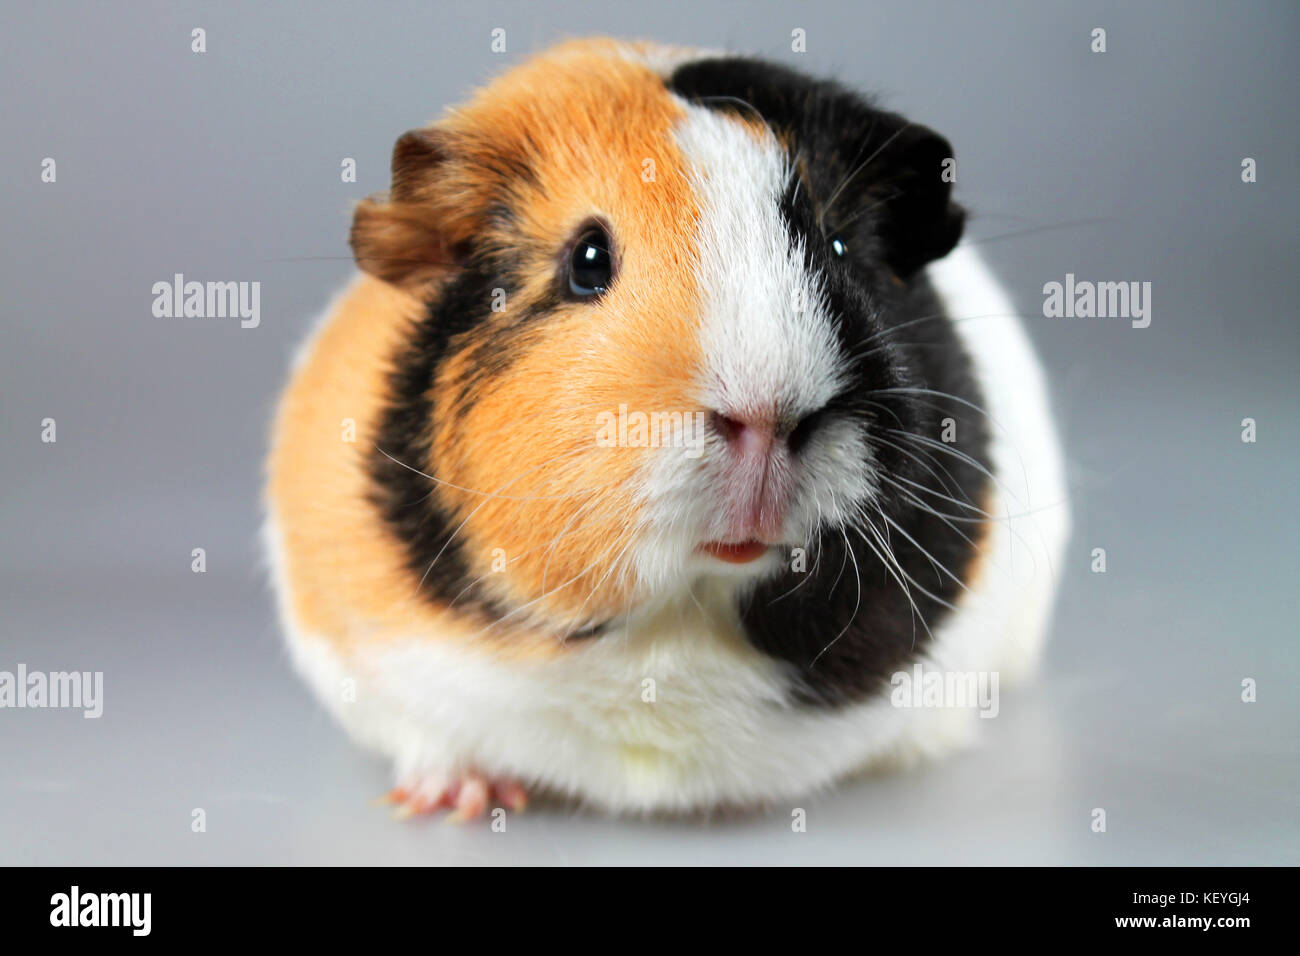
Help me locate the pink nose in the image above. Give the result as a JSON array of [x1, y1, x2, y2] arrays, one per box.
[[711, 410, 776, 457], [711, 408, 816, 455], [708, 409, 797, 541]]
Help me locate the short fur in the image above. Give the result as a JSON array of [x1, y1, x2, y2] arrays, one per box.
[[265, 38, 1069, 814]]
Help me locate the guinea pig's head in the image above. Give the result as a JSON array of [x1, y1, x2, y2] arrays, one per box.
[[357, 40, 965, 638]]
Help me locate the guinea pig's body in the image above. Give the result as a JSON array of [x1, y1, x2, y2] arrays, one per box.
[[265, 39, 1068, 817]]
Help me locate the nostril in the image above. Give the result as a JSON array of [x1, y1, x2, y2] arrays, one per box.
[[709, 410, 749, 445], [786, 408, 826, 455]]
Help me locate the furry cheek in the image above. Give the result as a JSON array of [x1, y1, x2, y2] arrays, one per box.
[[426, 300, 705, 632]]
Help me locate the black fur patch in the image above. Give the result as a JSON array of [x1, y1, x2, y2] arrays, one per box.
[[671, 57, 993, 706], [670, 57, 964, 278], [367, 255, 521, 622], [743, 277, 993, 707], [368, 229, 591, 629]]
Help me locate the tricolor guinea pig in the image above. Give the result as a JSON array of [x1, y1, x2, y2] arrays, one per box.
[[265, 38, 1069, 819]]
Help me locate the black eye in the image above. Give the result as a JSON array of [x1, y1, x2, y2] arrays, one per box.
[[829, 233, 848, 257], [568, 226, 614, 297]]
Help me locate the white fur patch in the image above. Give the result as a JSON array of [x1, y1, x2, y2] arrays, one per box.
[[627, 103, 876, 595], [927, 244, 1072, 679], [672, 101, 845, 429]]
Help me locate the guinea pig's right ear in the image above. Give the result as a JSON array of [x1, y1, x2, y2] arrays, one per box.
[[350, 128, 460, 294]]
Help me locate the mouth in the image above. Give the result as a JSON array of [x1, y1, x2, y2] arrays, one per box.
[[698, 540, 772, 564]]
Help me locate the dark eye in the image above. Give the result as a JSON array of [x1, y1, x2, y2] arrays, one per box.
[[829, 233, 848, 257], [568, 226, 614, 297]]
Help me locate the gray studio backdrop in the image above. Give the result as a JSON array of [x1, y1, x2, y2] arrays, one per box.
[[2, 1, 1296, 864]]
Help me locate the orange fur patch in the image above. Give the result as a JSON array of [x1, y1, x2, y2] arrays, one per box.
[[269, 40, 711, 655], [427, 44, 705, 626], [960, 486, 1000, 596]]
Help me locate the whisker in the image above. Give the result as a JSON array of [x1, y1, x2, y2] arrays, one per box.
[[808, 522, 863, 667], [824, 120, 910, 216], [374, 443, 611, 502], [959, 217, 1120, 248]]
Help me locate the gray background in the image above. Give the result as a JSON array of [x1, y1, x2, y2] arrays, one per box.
[[2, 0, 1296, 864]]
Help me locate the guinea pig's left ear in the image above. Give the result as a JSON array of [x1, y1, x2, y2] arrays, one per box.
[[865, 122, 965, 279], [350, 128, 461, 294]]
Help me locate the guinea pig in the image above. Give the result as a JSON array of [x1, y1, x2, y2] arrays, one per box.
[[265, 37, 1069, 820]]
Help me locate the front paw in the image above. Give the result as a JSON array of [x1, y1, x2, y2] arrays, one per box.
[[375, 769, 529, 823]]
